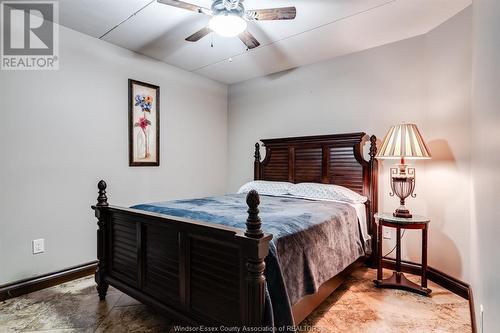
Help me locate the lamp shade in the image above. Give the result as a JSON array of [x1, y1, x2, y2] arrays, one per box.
[[376, 123, 431, 159]]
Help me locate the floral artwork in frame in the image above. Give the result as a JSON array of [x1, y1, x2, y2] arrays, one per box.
[[129, 79, 160, 166]]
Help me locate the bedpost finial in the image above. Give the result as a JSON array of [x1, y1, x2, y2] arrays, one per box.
[[245, 190, 263, 239], [369, 135, 377, 160], [246, 189, 260, 208], [254, 142, 261, 161], [97, 180, 109, 207], [98, 180, 106, 191]]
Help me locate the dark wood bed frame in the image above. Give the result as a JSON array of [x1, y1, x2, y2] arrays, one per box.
[[92, 132, 378, 328]]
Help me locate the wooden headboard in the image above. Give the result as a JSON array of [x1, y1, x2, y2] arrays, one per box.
[[253, 132, 379, 260]]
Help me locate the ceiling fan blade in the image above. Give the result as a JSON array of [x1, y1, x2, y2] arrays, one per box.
[[238, 31, 260, 50], [157, 0, 211, 15], [185, 26, 212, 42], [245, 7, 296, 21]]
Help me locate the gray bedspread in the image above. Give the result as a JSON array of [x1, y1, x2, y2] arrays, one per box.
[[132, 194, 365, 329]]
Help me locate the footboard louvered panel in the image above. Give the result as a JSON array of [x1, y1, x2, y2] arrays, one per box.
[[144, 225, 180, 307], [110, 219, 137, 286], [190, 237, 241, 324]]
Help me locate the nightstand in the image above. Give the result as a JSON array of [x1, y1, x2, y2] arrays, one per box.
[[373, 213, 432, 296]]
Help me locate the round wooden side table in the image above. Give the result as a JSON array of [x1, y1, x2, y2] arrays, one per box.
[[373, 213, 432, 296]]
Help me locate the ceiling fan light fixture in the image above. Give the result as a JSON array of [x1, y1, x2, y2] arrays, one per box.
[[209, 14, 247, 37]]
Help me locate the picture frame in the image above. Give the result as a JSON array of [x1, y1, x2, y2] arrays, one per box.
[[128, 79, 160, 166]]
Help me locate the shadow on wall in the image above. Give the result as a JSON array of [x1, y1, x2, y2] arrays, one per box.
[[427, 139, 457, 163], [413, 138, 462, 278], [425, 139, 457, 231]]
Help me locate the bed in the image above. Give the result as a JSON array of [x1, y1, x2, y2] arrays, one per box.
[[91, 132, 378, 329]]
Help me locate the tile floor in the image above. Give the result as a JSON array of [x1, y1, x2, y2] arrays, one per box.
[[0, 267, 471, 332]]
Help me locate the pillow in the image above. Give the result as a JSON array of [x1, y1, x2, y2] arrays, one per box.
[[288, 182, 368, 204], [237, 181, 294, 196]]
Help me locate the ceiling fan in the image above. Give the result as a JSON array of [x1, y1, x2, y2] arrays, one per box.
[[158, 0, 297, 49]]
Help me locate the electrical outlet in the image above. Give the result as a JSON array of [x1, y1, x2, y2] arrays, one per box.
[[32, 239, 45, 254], [383, 228, 392, 239]]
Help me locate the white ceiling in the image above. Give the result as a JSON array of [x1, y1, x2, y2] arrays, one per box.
[[58, 0, 471, 84]]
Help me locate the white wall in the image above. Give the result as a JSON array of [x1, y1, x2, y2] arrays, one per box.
[[0, 25, 227, 284], [228, 8, 472, 281], [470, 0, 500, 331]]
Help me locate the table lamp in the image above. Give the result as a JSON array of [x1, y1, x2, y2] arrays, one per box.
[[376, 123, 431, 218]]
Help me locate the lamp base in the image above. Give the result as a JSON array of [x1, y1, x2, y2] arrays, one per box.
[[393, 209, 412, 218]]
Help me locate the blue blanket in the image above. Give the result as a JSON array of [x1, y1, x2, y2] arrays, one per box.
[[132, 194, 364, 329]]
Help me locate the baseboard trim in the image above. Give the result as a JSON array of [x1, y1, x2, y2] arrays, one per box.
[[381, 258, 476, 333], [0, 260, 98, 302]]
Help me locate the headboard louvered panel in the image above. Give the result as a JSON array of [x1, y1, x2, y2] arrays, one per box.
[[294, 147, 323, 183], [329, 146, 364, 194], [261, 147, 289, 181]]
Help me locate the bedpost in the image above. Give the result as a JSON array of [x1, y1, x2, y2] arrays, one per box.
[[368, 136, 379, 267], [254, 143, 261, 180], [94, 180, 109, 300], [244, 190, 266, 326]]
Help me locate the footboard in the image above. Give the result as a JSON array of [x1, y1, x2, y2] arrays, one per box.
[[91, 181, 272, 327]]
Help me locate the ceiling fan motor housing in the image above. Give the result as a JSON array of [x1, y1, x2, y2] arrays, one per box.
[[212, 0, 245, 17], [159, 0, 295, 49]]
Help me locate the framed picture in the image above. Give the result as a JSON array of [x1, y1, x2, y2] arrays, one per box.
[[129, 79, 160, 166]]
